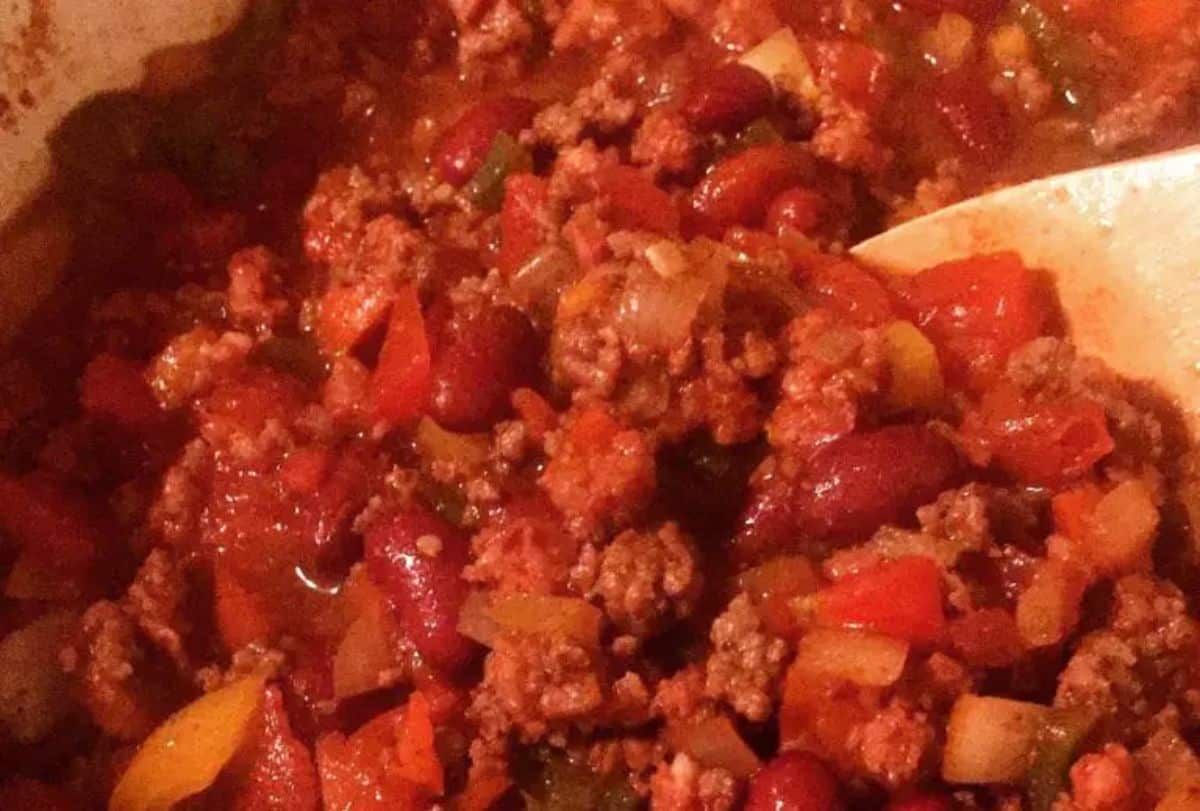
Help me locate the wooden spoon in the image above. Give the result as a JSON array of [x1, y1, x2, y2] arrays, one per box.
[[853, 147, 1200, 436]]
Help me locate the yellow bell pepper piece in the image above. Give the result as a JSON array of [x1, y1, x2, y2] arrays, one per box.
[[109, 675, 266, 811], [884, 320, 945, 412]]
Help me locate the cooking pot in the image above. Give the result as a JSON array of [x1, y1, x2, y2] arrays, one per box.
[[0, 0, 247, 343]]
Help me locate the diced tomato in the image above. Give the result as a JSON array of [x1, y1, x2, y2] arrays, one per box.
[[279, 447, 334, 495], [370, 286, 432, 425], [1051, 483, 1104, 541], [393, 692, 444, 796], [0, 474, 100, 571], [813, 40, 891, 113], [233, 687, 319, 811], [80, 353, 160, 428], [688, 144, 816, 238], [456, 771, 512, 811], [215, 563, 274, 651], [497, 173, 550, 277], [593, 165, 681, 236], [428, 303, 540, 431], [815, 556, 946, 645], [897, 252, 1048, 389], [932, 71, 1014, 166], [202, 369, 309, 441], [316, 708, 423, 810], [434, 96, 538, 186], [806, 260, 895, 327], [316, 280, 394, 356], [1111, 0, 1193, 41], [511, 387, 558, 442], [885, 793, 954, 811], [902, 0, 1006, 22], [961, 384, 1114, 487], [364, 507, 476, 674]]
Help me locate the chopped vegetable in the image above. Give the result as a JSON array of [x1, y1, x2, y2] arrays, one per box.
[[943, 694, 1049, 784], [664, 715, 761, 778], [814, 556, 946, 646], [457, 591, 603, 649], [517, 747, 639, 811], [465, 133, 533, 212], [0, 612, 77, 743], [370, 286, 432, 425], [416, 417, 490, 470], [793, 628, 910, 687], [109, 675, 266, 811], [739, 28, 820, 103], [394, 692, 444, 796], [1015, 558, 1089, 647], [1082, 478, 1159, 574], [1027, 707, 1098, 811], [737, 555, 819, 636], [883, 321, 945, 412], [332, 594, 406, 699]]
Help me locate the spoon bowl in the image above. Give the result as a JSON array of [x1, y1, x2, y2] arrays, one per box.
[[853, 147, 1200, 435]]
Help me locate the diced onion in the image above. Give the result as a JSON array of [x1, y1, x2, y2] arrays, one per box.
[[416, 417, 489, 469], [943, 694, 1048, 784], [739, 28, 820, 104], [792, 628, 910, 687], [921, 13, 975, 72], [1015, 559, 1086, 647]]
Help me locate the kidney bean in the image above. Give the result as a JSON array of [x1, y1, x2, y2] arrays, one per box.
[[766, 187, 827, 235], [795, 424, 961, 541], [813, 40, 891, 113], [933, 70, 1014, 166], [429, 303, 541, 431], [683, 62, 774, 134], [688, 144, 815, 238], [434, 97, 538, 186], [745, 752, 844, 811], [364, 507, 476, 674]]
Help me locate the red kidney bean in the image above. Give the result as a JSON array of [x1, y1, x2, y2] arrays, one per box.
[[434, 96, 538, 186], [688, 144, 815, 238], [766, 187, 827, 235], [795, 424, 961, 541], [683, 63, 774, 134], [885, 792, 954, 811], [745, 752, 845, 811], [813, 40, 891, 113], [933, 71, 1014, 166], [364, 507, 476, 673], [429, 303, 541, 432]]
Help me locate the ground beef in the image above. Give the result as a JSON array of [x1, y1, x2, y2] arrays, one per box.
[[147, 438, 211, 547], [847, 699, 934, 789], [766, 310, 885, 458], [1055, 574, 1200, 741], [590, 522, 703, 637], [539, 405, 657, 536], [811, 97, 893, 175], [302, 167, 395, 269], [552, 0, 673, 51], [1057, 744, 1136, 811], [631, 109, 700, 177], [1091, 58, 1200, 153], [63, 602, 164, 741], [648, 753, 739, 811], [469, 632, 606, 743], [530, 77, 639, 150], [465, 497, 581, 594], [122, 549, 191, 673], [652, 665, 713, 724], [704, 594, 789, 722], [916, 483, 993, 562], [148, 328, 253, 410], [226, 247, 288, 333], [457, 0, 534, 79]]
